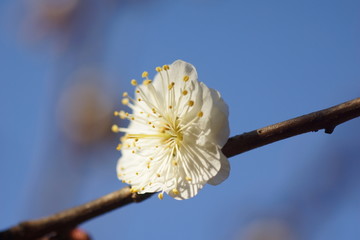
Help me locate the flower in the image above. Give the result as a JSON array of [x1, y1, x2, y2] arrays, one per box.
[[113, 60, 230, 200]]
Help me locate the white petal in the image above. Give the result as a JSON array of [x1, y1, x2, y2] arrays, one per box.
[[199, 84, 230, 147], [207, 150, 230, 185]]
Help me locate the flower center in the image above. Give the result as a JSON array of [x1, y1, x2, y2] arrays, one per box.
[[161, 117, 183, 149]]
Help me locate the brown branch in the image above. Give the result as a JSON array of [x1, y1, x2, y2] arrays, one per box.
[[0, 187, 153, 240], [1, 97, 360, 240], [222, 97, 360, 157]]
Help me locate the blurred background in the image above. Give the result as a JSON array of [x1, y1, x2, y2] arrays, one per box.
[[0, 0, 360, 239]]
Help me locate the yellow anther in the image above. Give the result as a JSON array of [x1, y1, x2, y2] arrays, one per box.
[[158, 193, 164, 200], [122, 92, 128, 97], [157, 173, 161, 177], [132, 150, 135, 154], [152, 108, 156, 113], [142, 71, 149, 78], [136, 172, 139, 175], [141, 187, 145, 191], [197, 111, 203, 117], [169, 105, 172, 109], [188, 100, 194, 106], [131, 117, 135, 120], [155, 66, 162, 72], [121, 179, 126, 183], [131, 79, 138, 86], [163, 65, 170, 70], [143, 79, 152, 85], [112, 125, 119, 133], [122, 98, 129, 105], [185, 176, 192, 181], [113, 111, 119, 116], [119, 111, 127, 119], [135, 138, 139, 142], [136, 90, 140, 93], [168, 82, 175, 90], [172, 189, 179, 195], [130, 187, 138, 193], [138, 98, 142, 102], [183, 75, 189, 82], [147, 162, 151, 169], [116, 144, 122, 151], [182, 90, 188, 95], [172, 160, 178, 166]]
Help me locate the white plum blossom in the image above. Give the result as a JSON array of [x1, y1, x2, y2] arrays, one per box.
[[113, 60, 230, 200]]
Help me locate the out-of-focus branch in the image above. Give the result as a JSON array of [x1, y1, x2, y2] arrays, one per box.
[[0, 187, 153, 240], [1, 97, 360, 240]]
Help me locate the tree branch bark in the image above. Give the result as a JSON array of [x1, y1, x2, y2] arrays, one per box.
[[1, 97, 360, 240], [222, 97, 360, 157]]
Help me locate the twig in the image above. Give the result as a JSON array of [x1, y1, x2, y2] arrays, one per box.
[[222, 97, 360, 157], [0, 188, 153, 240], [1, 97, 360, 240]]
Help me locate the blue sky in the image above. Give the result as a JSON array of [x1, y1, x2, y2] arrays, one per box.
[[1, 0, 360, 239]]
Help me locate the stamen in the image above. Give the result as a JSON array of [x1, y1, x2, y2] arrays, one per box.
[[185, 177, 192, 181], [158, 192, 164, 200], [122, 92, 128, 97], [119, 111, 127, 119], [197, 111, 203, 117], [163, 65, 170, 70], [142, 71, 148, 78], [168, 82, 175, 90], [182, 90, 188, 95], [112, 125, 119, 132], [172, 189, 179, 195], [155, 66, 162, 72], [143, 79, 152, 85], [130, 187, 138, 193], [116, 144, 122, 151], [183, 75, 189, 82], [122, 98, 129, 105], [188, 100, 194, 106], [131, 79, 138, 86]]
